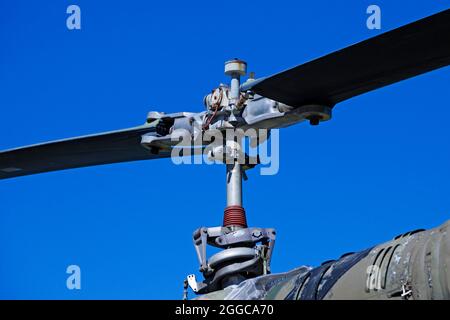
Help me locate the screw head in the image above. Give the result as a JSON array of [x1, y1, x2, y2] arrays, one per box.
[[252, 230, 262, 238]]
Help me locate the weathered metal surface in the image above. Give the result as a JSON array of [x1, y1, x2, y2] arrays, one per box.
[[195, 220, 450, 300]]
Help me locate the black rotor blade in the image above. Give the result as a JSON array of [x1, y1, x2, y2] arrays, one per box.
[[243, 9, 450, 107], [0, 124, 170, 180]]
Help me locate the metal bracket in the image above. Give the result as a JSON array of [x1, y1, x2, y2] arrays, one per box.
[[189, 225, 276, 294]]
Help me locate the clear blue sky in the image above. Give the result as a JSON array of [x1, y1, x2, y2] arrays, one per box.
[[0, 0, 449, 299]]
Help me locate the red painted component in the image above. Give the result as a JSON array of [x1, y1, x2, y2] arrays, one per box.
[[223, 205, 247, 228]]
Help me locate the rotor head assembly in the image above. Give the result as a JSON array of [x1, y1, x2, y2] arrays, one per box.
[[185, 59, 278, 296]]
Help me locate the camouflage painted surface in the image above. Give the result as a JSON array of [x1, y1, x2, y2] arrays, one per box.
[[195, 220, 450, 300]]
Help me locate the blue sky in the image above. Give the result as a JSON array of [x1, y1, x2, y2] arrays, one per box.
[[0, 1, 449, 299]]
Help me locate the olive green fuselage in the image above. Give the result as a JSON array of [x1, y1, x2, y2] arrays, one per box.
[[197, 220, 450, 300]]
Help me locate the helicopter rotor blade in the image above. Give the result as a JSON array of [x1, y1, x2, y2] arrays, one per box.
[[0, 124, 171, 180], [242, 9, 450, 107]]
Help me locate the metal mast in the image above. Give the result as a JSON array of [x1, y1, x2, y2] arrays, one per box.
[[223, 59, 247, 229], [186, 59, 276, 297]]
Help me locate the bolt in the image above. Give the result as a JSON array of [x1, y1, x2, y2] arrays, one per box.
[[252, 230, 262, 238], [309, 116, 321, 126]]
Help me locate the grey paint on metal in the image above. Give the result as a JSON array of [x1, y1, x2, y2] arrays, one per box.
[[226, 162, 243, 207], [207, 257, 262, 290], [190, 224, 276, 295], [0, 123, 169, 180], [230, 76, 240, 102], [208, 247, 257, 269], [224, 59, 245, 209], [240, 77, 267, 92], [214, 227, 276, 247]]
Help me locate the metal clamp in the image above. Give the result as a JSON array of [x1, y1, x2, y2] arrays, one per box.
[[189, 225, 276, 294]]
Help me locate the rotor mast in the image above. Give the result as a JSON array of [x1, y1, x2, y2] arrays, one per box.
[[226, 162, 242, 207], [224, 59, 247, 229], [186, 59, 276, 297]]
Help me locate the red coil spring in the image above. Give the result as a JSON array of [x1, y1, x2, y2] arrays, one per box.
[[223, 205, 247, 228]]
